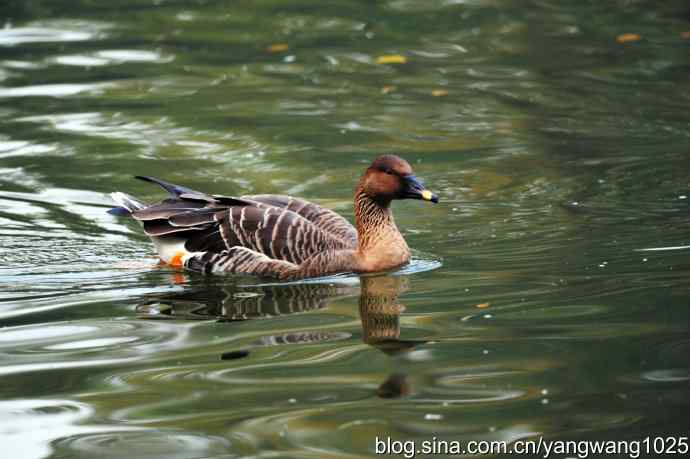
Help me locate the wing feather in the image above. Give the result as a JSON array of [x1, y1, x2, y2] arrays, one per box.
[[196, 204, 352, 263], [168, 208, 224, 227], [115, 176, 357, 266], [143, 219, 210, 237], [244, 194, 357, 245], [132, 199, 207, 221], [185, 227, 226, 253]]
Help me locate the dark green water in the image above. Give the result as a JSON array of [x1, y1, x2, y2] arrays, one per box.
[[1, 1, 689, 458]]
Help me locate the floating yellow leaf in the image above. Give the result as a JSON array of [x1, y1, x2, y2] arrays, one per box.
[[476, 302, 490, 309], [431, 89, 448, 97], [377, 54, 407, 65], [616, 33, 640, 43], [267, 43, 289, 53], [681, 31, 690, 39], [381, 85, 396, 94]]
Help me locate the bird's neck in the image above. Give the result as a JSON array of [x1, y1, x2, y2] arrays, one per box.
[[353, 187, 408, 257]]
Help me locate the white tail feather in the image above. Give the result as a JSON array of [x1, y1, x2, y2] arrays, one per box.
[[110, 192, 145, 212]]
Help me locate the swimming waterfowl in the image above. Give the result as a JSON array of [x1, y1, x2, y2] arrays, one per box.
[[110, 154, 438, 280]]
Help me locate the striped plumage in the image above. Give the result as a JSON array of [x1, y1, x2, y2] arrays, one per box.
[[359, 275, 425, 355], [110, 155, 438, 280], [138, 282, 353, 320]]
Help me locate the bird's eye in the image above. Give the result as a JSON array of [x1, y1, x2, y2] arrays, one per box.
[[384, 169, 394, 175]]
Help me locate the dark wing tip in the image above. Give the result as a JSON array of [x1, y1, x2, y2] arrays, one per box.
[[134, 176, 200, 198], [107, 206, 132, 216]]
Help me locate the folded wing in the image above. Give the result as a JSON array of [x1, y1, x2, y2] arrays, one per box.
[[125, 179, 357, 264]]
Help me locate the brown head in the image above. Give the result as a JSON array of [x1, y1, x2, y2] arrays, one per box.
[[358, 154, 438, 205]]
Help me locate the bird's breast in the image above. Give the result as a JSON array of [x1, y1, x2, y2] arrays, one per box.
[[358, 236, 410, 273]]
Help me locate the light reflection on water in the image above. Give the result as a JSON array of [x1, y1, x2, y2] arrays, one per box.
[[0, 399, 145, 459], [0, 22, 107, 47], [1, 0, 689, 457]]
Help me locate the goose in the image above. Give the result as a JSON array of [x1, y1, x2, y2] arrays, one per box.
[[110, 154, 438, 280]]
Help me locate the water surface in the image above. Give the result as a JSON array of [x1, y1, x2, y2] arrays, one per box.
[[1, 0, 689, 457]]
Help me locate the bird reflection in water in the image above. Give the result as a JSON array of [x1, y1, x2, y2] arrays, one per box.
[[137, 272, 421, 396], [359, 275, 426, 355], [359, 275, 422, 398], [136, 276, 354, 321]]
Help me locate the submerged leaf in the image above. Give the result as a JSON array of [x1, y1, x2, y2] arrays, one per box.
[[267, 43, 289, 53], [377, 54, 407, 64], [431, 89, 448, 97], [381, 85, 396, 94], [616, 33, 641, 43]]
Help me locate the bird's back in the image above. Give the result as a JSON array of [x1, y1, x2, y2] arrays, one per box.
[[111, 177, 357, 269]]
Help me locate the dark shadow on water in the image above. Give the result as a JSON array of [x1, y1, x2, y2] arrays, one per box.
[[358, 275, 427, 356], [135, 273, 426, 352], [136, 273, 426, 393], [358, 275, 425, 398], [135, 276, 357, 321]]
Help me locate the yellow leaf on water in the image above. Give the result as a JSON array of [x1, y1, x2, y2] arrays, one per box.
[[681, 31, 690, 39], [616, 33, 640, 43], [381, 85, 396, 94], [431, 89, 448, 97], [376, 54, 407, 65], [267, 43, 289, 53], [476, 302, 490, 309]]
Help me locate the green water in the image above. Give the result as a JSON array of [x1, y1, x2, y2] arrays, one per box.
[[1, 0, 689, 457]]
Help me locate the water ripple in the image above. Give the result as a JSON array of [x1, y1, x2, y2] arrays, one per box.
[[0, 82, 111, 98], [54, 431, 234, 459], [0, 399, 140, 459], [0, 22, 107, 47], [0, 1, 688, 456], [0, 320, 192, 367]]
